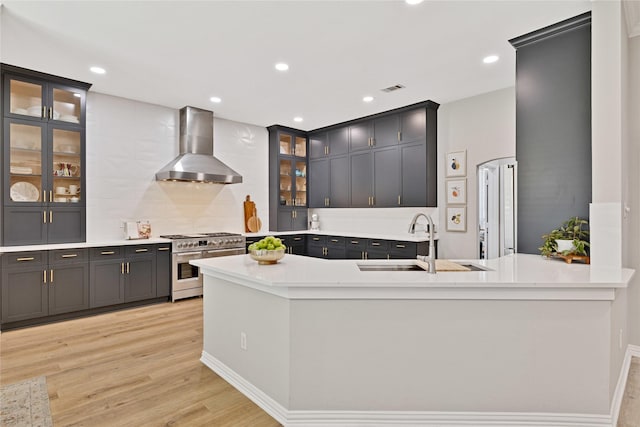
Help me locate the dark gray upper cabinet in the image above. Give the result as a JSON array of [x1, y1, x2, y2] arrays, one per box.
[[399, 108, 427, 144], [373, 146, 401, 207], [1, 64, 90, 246], [309, 132, 327, 159], [401, 142, 428, 206], [350, 115, 398, 152], [309, 155, 349, 208], [349, 122, 371, 152], [327, 127, 349, 157], [350, 151, 373, 208], [309, 158, 329, 208], [268, 126, 308, 232], [509, 12, 591, 254]]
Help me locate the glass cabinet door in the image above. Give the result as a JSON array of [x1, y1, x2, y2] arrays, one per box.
[[279, 159, 293, 206], [279, 134, 293, 156], [294, 160, 307, 206], [5, 76, 46, 119], [51, 128, 82, 204], [294, 136, 306, 157], [7, 121, 46, 203], [51, 86, 83, 124]]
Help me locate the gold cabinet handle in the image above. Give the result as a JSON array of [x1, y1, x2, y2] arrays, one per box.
[[135, 248, 148, 253], [50, 269, 54, 283], [121, 262, 125, 274], [351, 240, 359, 244], [48, 107, 53, 120], [42, 106, 46, 119], [293, 237, 302, 241], [398, 195, 401, 205], [49, 190, 53, 202], [313, 237, 320, 241], [43, 270, 47, 283], [371, 196, 375, 206], [126, 262, 130, 274], [330, 239, 338, 243], [396, 244, 406, 248], [62, 254, 78, 258], [398, 131, 402, 141], [372, 242, 381, 246], [49, 210, 53, 223], [158, 247, 170, 251], [43, 211, 47, 223], [17, 257, 35, 262], [101, 251, 115, 255], [43, 190, 46, 203]]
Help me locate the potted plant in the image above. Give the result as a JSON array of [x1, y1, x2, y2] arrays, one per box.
[[539, 217, 590, 257]]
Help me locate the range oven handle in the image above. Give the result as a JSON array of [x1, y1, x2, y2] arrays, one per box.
[[203, 248, 245, 257], [176, 251, 202, 257]]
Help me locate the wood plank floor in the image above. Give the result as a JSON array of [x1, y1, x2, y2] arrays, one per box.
[[0, 298, 281, 427]]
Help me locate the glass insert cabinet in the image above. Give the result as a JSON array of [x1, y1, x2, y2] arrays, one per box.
[[268, 126, 308, 231], [2, 64, 91, 245]]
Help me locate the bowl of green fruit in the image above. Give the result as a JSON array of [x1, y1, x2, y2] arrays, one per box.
[[248, 236, 287, 265]]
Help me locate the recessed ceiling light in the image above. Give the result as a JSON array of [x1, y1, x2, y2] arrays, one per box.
[[293, 117, 303, 123], [405, 0, 424, 4], [483, 55, 499, 64], [90, 66, 106, 74], [363, 96, 374, 103], [210, 96, 222, 103], [275, 63, 289, 71]]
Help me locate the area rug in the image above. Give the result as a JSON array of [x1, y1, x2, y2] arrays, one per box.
[[0, 376, 53, 427]]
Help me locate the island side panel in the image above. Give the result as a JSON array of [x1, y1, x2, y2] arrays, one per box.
[[201, 276, 290, 408], [288, 298, 611, 413]]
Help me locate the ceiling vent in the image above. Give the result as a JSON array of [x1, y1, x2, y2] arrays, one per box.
[[380, 84, 406, 93]]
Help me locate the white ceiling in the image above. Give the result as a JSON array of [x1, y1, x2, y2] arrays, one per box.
[[0, 0, 591, 130]]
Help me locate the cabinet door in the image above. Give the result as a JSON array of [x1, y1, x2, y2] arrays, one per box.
[[90, 259, 125, 308], [328, 127, 349, 156], [277, 209, 293, 232], [388, 241, 418, 259], [48, 263, 89, 315], [293, 159, 307, 207], [125, 255, 157, 303], [3, 206, 47, 246], [306, 244, 326, 258], [346, 248, 365, 259], [3, 74, 46, 121], [50, 126, 84, 206], [49, 83, 85, 125], [5, 119, 47, 205], [309, 132, 326, 159], [329, 155, 350, 208], [47, 206, 85, 243], [372, 115, 399, 148], [349, 122, 371, 152], [350, 151, 373, 207], [289, 236, 306, 255], [1, 267, 48, 323], [156, 245, 172, 298], [373, 147, 401, 207], [292, 210, 308, 231], [309, 159, 329, 208], [399, 108, 426, 144], [401, 142, 427, 207]]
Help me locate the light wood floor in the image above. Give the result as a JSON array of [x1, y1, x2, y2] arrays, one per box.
[[618, 356, 640, 427], [0, 299, 281, 427]]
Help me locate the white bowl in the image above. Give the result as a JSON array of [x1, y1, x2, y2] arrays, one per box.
[[249, 249, 285, 265]]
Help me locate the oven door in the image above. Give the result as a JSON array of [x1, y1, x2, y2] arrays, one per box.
[[173, 251, 203, 293]]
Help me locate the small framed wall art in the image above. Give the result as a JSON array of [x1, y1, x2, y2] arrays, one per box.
[[446, 206, 467, 232], [446, 150, 467, 177], [446, 179, 466, 205]]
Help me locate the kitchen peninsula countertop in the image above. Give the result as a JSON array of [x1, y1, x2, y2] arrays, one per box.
[[192, 253, 633, 301], [0, 237, 172, 253], [244, 229, 438, 242]]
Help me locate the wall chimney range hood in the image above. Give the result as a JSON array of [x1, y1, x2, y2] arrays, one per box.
[[155, 106, 243, 184]]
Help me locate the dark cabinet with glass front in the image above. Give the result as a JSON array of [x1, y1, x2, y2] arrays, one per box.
[[1, 64, 90, 246], [268, 126, 308, 231]]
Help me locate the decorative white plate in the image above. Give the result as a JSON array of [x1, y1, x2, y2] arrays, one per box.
[[10, 181, 39, 202], [13, 108, 28, 115], [60, 114, 79, 123]]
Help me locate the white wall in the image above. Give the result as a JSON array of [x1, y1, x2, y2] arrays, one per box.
[[85, 93, 269, 240], [437, 87, 515, 259]]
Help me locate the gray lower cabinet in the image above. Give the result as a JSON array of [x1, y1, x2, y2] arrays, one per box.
[[89, 244, 158, 308], [156, 244, 171, 298], [2, 206, 85, 246], [1, 248, 89, 323]]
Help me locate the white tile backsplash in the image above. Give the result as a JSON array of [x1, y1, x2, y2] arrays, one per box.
[[86, 93, 269, 240], [308, 207, 439, 235]]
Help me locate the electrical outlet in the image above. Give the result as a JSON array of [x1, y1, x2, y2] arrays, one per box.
[[240, 332, 247, 351]]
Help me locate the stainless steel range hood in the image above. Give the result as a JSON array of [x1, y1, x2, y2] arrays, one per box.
[[155, 106, 243, 184]]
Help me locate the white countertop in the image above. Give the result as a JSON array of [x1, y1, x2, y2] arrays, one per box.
[[0, 237, 172, 253], [244, 229, 438, 242], [192, 253, 634, 301]]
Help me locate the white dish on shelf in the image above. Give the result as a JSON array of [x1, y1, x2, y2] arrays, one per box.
[[27, 105, 42, 117], [10, 181, 39, 202], [60, 114, 79, 123], [13, 108, 28, 115], [10, 166, 33, 174]]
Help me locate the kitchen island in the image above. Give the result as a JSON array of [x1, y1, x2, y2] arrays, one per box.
[[192, 254, 634, 427]]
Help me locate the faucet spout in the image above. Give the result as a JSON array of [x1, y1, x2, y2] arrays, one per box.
[[409, 213, 436, 274]]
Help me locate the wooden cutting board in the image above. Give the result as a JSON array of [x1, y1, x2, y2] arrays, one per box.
[[415, 259, 471, 272], [243, 195, 255, 232], [247, 207, 262, 233]]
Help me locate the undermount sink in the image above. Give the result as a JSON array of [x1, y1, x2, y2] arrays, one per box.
[[357, 262, 492, 272]]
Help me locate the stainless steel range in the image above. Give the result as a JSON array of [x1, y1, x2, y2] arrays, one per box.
[[160, 232, 245, 301]]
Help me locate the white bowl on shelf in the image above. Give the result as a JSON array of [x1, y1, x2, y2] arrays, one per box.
[[27, 106, 42, 116], [60, 114, 79, 123]]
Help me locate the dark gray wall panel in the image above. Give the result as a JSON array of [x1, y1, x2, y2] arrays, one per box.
[[511, 13, 591, 254]]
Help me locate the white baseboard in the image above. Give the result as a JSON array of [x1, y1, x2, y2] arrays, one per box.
[[610, 344, 640, 426], [201, 351, 612, 427]]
